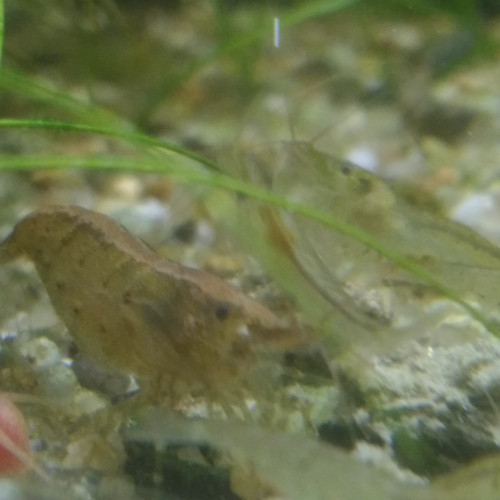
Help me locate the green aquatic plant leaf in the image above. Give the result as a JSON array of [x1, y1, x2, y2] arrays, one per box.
[[0, 118, 222, 171], [0, 68, 127, 129], [0, 0, 4, 68], [0, 146, 498, 341], [136, 0, 362, 123]]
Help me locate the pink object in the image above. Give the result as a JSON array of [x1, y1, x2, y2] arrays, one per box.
[[0, 395, 30, 475]]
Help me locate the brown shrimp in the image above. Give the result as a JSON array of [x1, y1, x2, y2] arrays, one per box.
[[0, 205, 303, 400]]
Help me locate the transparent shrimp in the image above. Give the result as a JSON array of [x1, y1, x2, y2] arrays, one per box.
[[218, 141, 500, 344]]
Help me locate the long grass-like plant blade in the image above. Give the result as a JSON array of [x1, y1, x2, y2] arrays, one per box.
[[0, 152, 495, 335], [0, 0, 4, 68], [0, 69, 127, 130], [0, 119, 221, 172], [136, 0, 362, 124]]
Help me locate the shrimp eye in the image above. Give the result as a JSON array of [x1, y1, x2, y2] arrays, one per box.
[[215, 303, 231, 321], [340, 162, 353, 175]]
